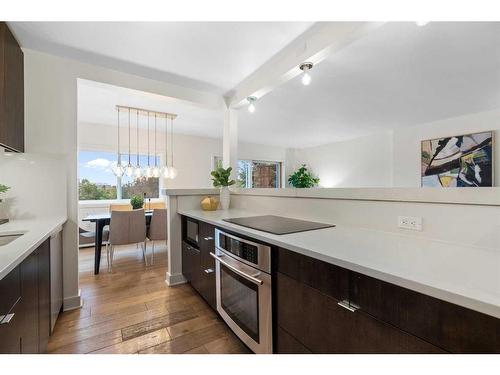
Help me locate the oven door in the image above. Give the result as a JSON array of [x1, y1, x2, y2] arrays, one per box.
[[211, 248, 272, 354]]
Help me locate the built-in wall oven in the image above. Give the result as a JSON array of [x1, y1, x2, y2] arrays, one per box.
[[211, 229, 272, 354]]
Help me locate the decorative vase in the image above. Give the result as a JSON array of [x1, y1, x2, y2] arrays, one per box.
[[201, 196, 219, 211], [219, 186, 230, 210]]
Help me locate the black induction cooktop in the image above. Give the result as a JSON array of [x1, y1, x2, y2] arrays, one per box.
[[223, 215, 335, 235]]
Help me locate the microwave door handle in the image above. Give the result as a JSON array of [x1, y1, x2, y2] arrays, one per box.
[[210, 252, 264, 286]]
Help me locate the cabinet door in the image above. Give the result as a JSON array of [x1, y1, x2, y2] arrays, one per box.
[[198, 222, 216, 309], [0, 301, 22, 354], [182, 242, 202, 292], [38, 239, 51, 353], [0, 22, 24, 152], [0, 265, 21, 319], [19, 250, 39, 354], [276, 272, 445, 354]]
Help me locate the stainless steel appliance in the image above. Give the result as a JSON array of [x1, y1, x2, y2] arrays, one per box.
[[223, 215, 335, 235], [212, 229, 272, 354]]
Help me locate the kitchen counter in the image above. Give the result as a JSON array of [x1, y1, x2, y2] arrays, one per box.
[[178, 208, 500, 319], [0, 216, 67, 280]]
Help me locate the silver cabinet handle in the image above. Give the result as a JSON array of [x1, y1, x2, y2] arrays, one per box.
[[203, 236, 214, 241], [210, 252, 263, 286], [337, 300, 359, 312], [0, 313, 15, 324], [204, 268, 214, 274]]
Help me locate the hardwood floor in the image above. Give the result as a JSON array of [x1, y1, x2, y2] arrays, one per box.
[[48, 243, 250, 354]]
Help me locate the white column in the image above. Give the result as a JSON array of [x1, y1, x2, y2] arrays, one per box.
[[223, 108, 238, 181]]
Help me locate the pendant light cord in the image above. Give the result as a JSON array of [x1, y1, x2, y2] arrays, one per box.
[[117, 108, 120, 163], [171, 117, 174, 167], [136, 110, 139, 166], [154, 114, 157, 167], [165, 116, 168, 167], [128, 108, 131, 165], [147, 112, 150, 166]]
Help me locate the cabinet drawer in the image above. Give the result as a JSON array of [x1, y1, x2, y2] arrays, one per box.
[[277, 247, 349, 302], [350, 272, 500, 353], [0, 266, 21, 317], [276, 326, 311, 354], [199, 221, 215, 270], [277, 272, 445, 353], [0, 299, 22, 354]]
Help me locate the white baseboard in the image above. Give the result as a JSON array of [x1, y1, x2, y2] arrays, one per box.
[[63, 289, 82, 311], [165, 272, 187, 286]]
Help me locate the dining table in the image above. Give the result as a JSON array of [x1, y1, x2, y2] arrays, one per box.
[[82, 211, 153, 274]]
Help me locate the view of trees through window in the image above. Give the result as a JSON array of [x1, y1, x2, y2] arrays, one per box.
[[215, 157, 282, 188], [79, 150, 160, 200]]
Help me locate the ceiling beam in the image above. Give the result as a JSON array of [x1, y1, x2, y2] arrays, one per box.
[[225, 22, 384, 109]]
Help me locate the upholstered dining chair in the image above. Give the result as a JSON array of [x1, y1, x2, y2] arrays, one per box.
[[147, 208, 167, 265], [106, 209, 147, 271]]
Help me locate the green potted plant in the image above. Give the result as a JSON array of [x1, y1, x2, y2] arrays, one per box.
[[130, 194, 144, 210], [288, 165, 320, 188], [211, 166, 235, 210], [0, 184, 9, 203]]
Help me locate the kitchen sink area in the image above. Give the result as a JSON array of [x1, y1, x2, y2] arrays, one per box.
[[0, 232, 25, 246]]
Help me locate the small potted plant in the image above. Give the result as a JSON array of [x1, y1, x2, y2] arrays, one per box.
[[130, 194, 144, 210], [211, 166, 235, 210], [288, 165, 320, 188], [0, 184, 9, 203]]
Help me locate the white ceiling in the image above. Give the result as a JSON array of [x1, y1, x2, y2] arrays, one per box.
[[78, 79, 224, 138], [238, 22, 500, 148], [9, 21, 312, 94]]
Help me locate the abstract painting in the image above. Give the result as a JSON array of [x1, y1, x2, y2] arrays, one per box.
[[421, 131, 493, 187]]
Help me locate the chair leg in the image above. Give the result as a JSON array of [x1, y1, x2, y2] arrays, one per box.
[[110, 245, 115, 271], [105, 243, 110, 272], [141, 241, 148, 266], [151, 241, 155, 265]]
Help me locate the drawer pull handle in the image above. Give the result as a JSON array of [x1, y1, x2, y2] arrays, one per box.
[[203, 236, 214, 241], [337, 300, 359, 312], [0, 313, 15, 324], [204, 268, 214, 274]]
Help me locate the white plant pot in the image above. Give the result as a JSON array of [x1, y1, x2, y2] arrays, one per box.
[[219, 187, 230, 210]]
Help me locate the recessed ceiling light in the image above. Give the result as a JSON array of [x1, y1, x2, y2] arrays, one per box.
[[247, 96, 257, 113], [416, 21, 430, 27], [299, 62, 313, 86]]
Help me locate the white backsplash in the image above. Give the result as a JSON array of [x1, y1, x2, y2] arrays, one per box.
[[0, 152, 67, 220]]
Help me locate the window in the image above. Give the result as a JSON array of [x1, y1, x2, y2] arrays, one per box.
[[78, 150, 160, 200], [215, 157, 282, 188]]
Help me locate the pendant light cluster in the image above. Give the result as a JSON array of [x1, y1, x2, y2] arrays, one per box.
[[113, 105, 177, 180]]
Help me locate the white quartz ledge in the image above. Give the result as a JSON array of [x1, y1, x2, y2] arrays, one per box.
[[178, 208, 500, 319], [162, 188, 219, 196], [0, 216, 67, 280]]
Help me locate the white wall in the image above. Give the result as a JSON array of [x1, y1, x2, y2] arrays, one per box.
[[288, 109, 500, 188], [0, 152, 66, 220], [287, 131, 393, 188]]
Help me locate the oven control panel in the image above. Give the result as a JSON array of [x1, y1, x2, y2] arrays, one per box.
[[215, 229, 271, 273]]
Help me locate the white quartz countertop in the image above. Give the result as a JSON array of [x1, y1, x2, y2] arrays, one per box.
[[178, 208, 500, 319], [0, 216, 67, 280]]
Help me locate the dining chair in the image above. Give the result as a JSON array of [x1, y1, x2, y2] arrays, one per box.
[[144, 201, 166, 210], [106, 209, 147, 271], [147, 208, 167, 265], [109, 203, 132, 212]]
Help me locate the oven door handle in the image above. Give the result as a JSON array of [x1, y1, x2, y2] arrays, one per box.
[[210, 252, 264, 286]]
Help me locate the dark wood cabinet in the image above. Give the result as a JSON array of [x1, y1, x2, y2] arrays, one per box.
[[0, 239, 52, 354], [276, 272, 445, 353], [19, 250, 39, 353], [37, 239, 51, 353], [0, 22, 24, 152], [181, 217, 217, 310], [276, 247, 499, 354]]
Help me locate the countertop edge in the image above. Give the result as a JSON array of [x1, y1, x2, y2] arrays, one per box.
[[178, 209, 500, 320], [0, 216, 67, 280]]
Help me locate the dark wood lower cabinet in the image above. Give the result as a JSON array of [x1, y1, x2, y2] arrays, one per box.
[[0, 239, 52, 354], [181, 220, 217, 310], [37, 239, 51, 353], [276, 272, 445, 353]]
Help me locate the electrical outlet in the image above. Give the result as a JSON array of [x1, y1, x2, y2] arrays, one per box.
[[398, 216, 423, 231]]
